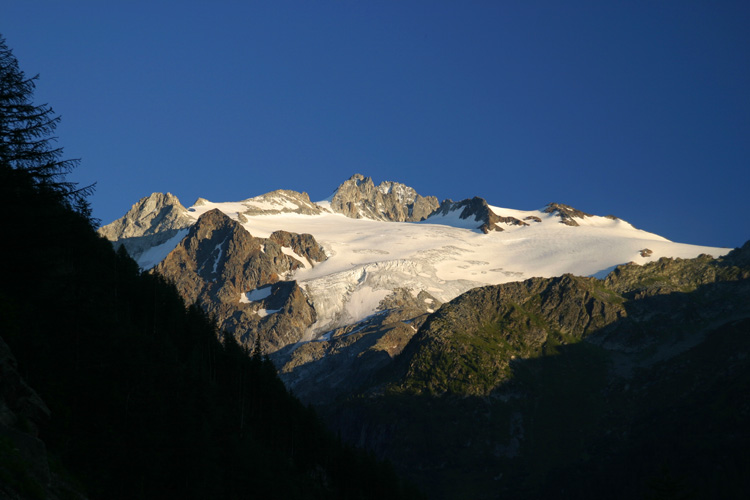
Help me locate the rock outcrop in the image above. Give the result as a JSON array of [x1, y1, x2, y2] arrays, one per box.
[[429, 197, 528, 233], [329, 174, 439, 222], [269, 230, 328, 264], [153, 209, 325, 352], [98, 192, 194, 266], [543, 202, 593, 226]]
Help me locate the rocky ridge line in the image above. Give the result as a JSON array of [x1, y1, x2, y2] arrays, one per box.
[[430, 197, 528, 233], [543, 202, 619, 226], [329, 174, 440, 222], [237, 189, 325, 217]]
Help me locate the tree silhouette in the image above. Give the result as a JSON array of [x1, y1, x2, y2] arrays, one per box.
[[0, 33, 93, 216]]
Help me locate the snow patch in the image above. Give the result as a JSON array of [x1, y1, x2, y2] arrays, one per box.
[[256, 308, 281, 318], [281, 246, 312, 269], [211, 237, 228, 275], [240, 285, 273, 303], [136, 228, 189, 270]]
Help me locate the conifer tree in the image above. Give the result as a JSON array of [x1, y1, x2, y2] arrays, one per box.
[[0, 33, 93, 215]]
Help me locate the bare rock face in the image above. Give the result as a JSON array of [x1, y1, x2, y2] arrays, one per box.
[[154, 209, 324, 353], [99, 192, 192, 239], [429, 197, 527, 233], [269, 230, 328, 263], [329, 174, 439, 222], [226, 280, 318, 353], [543, 202, 593, 226], [98, 192, 194, 265]]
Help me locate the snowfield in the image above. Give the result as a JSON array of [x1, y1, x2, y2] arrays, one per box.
[[140, 198, 731, 338]]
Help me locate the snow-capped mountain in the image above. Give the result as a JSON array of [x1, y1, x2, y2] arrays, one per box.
[[99, 174, 731, 371]]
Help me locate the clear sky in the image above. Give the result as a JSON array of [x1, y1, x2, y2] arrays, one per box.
[[3, 1, 749, 248]]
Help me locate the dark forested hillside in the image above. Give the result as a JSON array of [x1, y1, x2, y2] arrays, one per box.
[[0, 164, 421, 500]]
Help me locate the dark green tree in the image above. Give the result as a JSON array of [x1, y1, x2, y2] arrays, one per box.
[[0, 33, 93, 215]]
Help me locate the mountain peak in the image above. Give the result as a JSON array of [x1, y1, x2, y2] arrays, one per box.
[[329, 174, 439, 222], [98, 192, 192, 240], [239, 189, 324, 216]]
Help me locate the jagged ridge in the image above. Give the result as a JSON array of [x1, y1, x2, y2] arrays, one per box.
[[329, 173, 439, 222]]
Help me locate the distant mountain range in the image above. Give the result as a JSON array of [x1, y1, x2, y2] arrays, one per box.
[[99, 174, 748, 498], [100, 173, 728, 351]]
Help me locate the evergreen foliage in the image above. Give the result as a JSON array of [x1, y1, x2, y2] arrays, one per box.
[[0, 34, 93, 217], [0, 35, 420, 499]]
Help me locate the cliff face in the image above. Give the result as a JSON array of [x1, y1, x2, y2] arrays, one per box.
[[153, 208, 325, 352], [329, 174, 439, 222], [98, 192, 192, 240]]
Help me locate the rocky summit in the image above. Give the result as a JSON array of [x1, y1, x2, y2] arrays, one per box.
[[97, 192, 194, 268], [153, 208, 324, 353], [329, 173, 440, 222]]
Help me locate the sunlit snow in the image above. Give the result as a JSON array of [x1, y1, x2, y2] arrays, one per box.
[[280, 246, 312, 269], [175, 199, 731, 336], [137, 228, 190, 270]]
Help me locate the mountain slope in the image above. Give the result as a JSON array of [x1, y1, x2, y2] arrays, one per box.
[[152, 208, 325, 352], [325, 244, 750, 499], [96, 176, 734, 412]]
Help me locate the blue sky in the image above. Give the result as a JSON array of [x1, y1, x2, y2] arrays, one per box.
[[3, 1, 749, 248]]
